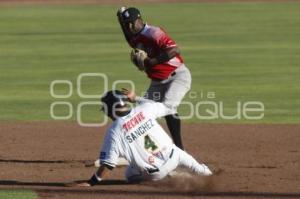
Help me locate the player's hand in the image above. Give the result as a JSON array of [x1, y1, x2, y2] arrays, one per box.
[[122, 88, 136, 103], [117, 6, 127, 16], [131, 48, 148, 71]]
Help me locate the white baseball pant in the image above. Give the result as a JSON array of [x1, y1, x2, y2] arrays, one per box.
[[125, 145, 212, 182]]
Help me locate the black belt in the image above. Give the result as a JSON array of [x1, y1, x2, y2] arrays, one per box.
[[169, 149, 174, 158], [146, 167, 159, 174], [171, 71, 176, 77]]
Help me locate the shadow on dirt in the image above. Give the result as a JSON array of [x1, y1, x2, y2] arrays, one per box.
[[0, 180, 299, 198], [0, 179, 128, 187], [36, 189, 300, 198], [0, 159, 90, 164]]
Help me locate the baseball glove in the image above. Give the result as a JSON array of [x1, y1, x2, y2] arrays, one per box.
[[131, 48, 148, 71]]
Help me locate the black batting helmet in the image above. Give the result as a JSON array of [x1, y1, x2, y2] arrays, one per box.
[[101, 90, 129, 118]]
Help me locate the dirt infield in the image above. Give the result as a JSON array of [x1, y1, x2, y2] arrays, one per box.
[[0, 122, 299, 199]]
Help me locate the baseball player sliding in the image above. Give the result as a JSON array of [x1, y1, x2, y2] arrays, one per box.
[[72, 89, 212, 187], [117, 7, 192, 150]]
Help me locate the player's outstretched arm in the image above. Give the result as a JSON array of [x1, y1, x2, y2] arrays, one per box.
[[122, 88, 153, 104], [121, 88, 173, 117], [122, 88, 137, 103]]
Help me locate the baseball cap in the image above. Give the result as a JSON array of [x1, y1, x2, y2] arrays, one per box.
[[121, 7, 142, 22]]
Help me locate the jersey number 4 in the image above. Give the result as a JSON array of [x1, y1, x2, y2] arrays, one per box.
[[144, 135, 158, 152]]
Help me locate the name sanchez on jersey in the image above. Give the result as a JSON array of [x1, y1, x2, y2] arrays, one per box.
[[123, 112, 154, 143]]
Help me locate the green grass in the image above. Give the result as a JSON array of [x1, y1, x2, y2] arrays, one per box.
[[0, 3, 299, 123], [0, 190, 37, 199]]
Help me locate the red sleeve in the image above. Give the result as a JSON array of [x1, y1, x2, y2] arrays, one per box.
[[152, 28, 177, 50]]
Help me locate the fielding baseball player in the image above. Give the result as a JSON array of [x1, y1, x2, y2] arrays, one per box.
[[73, 89, 212, 187], [117, 7, 192, 150]]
